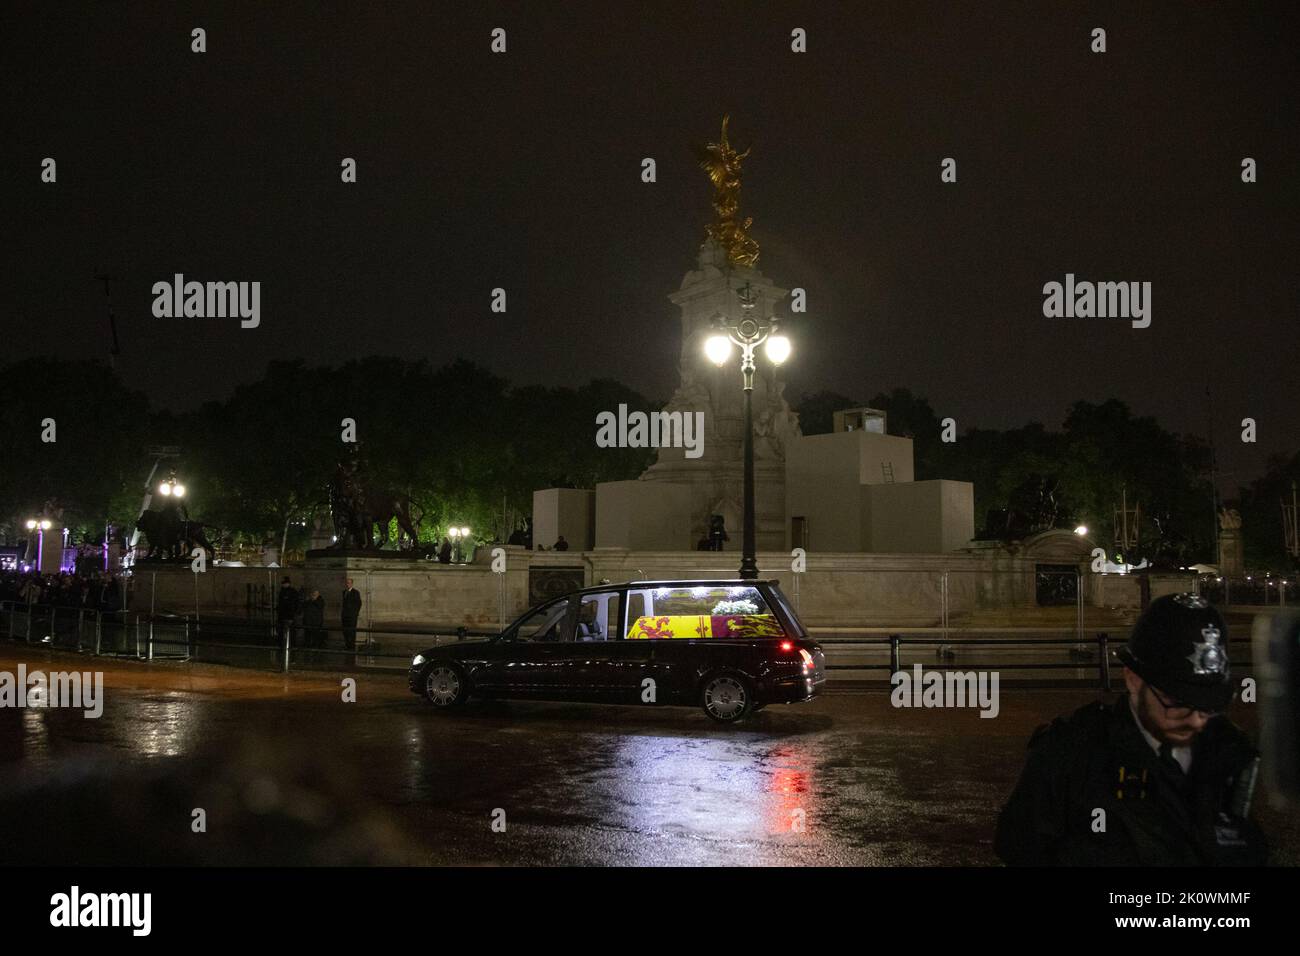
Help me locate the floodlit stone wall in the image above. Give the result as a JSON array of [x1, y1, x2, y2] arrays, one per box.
[[134, 546, 1178, 631]]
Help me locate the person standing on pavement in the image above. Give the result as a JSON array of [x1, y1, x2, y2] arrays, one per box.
[[276, 576, 299, 648], [302, 588, 326, 664], [341, 578, 362, 663]]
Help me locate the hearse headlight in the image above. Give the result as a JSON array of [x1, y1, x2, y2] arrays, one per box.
[[412, 654, 426, 667]]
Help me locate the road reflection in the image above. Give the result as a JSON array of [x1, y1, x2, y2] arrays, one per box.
[[606, 731, 820, 863], [126, 695, 203, 758]]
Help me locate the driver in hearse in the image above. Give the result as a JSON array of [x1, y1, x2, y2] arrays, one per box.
[[576, 602, 603, 641]]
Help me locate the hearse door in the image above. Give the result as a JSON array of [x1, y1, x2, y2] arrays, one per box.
[[556, 590, 627, 698], [498, 596, 575, 695]]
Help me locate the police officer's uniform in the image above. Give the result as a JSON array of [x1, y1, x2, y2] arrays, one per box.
[[994, 594, 1268, 866]]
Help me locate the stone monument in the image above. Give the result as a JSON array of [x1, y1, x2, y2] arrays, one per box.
[[1217, 507, 1244, 578], [638, 117, 801, 550]]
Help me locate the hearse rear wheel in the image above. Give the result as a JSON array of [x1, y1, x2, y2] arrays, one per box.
[[701, 673, 753, 724], [423, 664, 468, 708]]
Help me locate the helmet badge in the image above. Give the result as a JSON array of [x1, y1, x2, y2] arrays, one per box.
[[1187, 625, 1225, 675]]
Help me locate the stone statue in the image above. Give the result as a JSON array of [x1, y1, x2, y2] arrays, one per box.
[[329, 457, 368, 548], [134, 506, 216, 561], [694, 115, 760, 267], [1218, 507, 1242, 531], [1217, 507, 1244, 578], [328, 452, 420, 550], [996, 473, 1065, 540], [636, 118, 800, 551]]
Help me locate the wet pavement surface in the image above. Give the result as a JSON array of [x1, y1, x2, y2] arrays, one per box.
[[0, 647, 1295, 866]]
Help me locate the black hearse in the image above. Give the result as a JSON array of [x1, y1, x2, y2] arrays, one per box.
[[408, 579, 826, 723]]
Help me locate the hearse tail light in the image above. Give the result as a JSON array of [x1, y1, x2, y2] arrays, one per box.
[[779, 640, 794, 652], [798, 649, 814, 667]]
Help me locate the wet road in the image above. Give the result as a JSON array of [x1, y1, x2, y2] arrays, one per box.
[[0, 648, 1295, 866]]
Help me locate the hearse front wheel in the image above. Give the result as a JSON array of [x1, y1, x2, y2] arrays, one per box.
[[701, 673, 753, 724], [423, 664, 468, 708]]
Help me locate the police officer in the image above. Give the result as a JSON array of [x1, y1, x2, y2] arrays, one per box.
[[995, 593, 1268, 865]]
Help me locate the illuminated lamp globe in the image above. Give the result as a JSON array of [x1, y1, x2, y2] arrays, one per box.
[[764, 335, 792, 365], [704, 335, 732, 367]]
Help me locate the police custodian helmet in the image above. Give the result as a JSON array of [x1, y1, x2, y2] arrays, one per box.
[[1117, 593, 1233, 712]]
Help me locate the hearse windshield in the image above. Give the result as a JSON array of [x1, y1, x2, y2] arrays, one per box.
[[508, 598, 570, 642], [623, 584, 783, 640]]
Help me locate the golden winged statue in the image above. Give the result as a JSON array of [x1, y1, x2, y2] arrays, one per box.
[[694, 115, 760, 267]]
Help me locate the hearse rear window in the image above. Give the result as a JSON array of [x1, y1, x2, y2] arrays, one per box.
[[624, 585, 783, 640]]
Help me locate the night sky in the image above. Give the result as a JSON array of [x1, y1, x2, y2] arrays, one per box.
[[5, 2, 1296, 487]]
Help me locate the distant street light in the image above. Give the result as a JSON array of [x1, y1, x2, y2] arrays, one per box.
[[158, 468, 186, 498], [705, 280, 790, 580], [1074, 525, 1088, 536], [447, 526, 472, 563], [25, 517, 51, 571]]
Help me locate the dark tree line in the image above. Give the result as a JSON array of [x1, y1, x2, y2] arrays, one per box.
[[2, 356, 1293, 570], [0, 356, 658, 553]]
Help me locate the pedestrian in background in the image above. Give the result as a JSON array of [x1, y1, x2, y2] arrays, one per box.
[[302, 588, 326, 664], [341, 577, 362, 665], [276, 576, 299, 649]]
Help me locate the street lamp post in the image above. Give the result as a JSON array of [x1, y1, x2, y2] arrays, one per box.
[[25, 517, 52, 572], [447, 526, 471, 563], [704, 281, 791, 580]]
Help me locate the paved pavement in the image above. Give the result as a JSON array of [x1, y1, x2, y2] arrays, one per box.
[[0, 648, 1294, 866]]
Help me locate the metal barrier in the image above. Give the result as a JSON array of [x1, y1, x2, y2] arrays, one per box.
[[0, 600, 1256, 688], [90, 612, 494, 674], [1198, 576, 1295, 607], [146, 613, 192, 661], [813, 631, 1255, 690], [0, 602, 89, 650], [1, 601, 31, 642]]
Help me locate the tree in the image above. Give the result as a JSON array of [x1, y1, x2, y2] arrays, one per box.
[[0, 358, 151, 541], [1239, 451, 1300, 571], [792, 390, 860, 436], [1061, 400, 1213, 563]]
